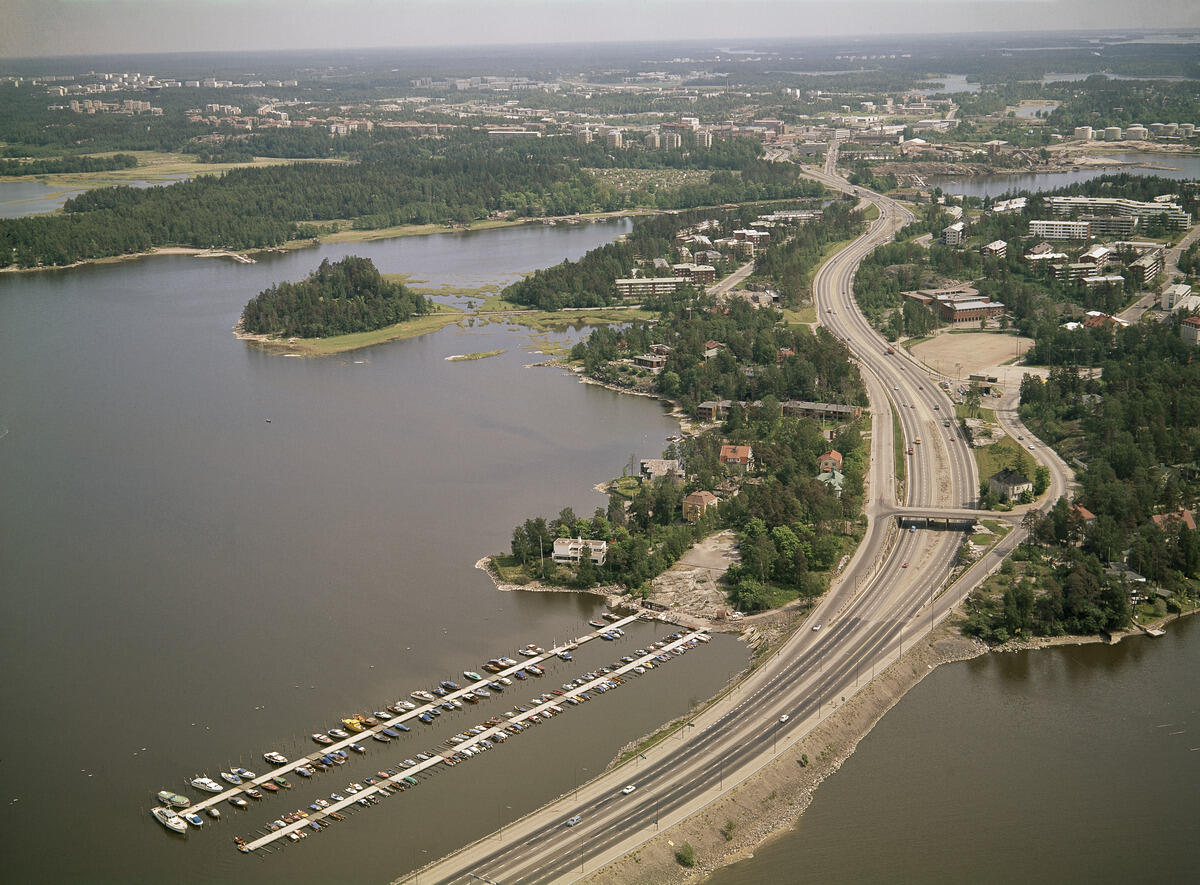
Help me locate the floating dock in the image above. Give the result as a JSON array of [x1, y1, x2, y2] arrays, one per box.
[[148, 611, 708, 851], [239, 623, 708, 853]]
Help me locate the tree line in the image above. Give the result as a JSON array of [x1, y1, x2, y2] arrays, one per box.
[[0, 153, 138, 177]]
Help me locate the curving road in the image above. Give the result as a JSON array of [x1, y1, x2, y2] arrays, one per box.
[[404, 166, 1073, 885]]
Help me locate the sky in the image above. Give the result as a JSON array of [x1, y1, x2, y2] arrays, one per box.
[[2, 0, 1199, 59]]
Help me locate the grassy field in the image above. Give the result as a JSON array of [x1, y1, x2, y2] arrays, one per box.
[[893, 404, 906, 492], [861, 203, 880, 221], [478, 306, 655, 333], [29, 150, 343, 189], [782, 305, 817, 325], [974, 435, 1029, 482], [955, 403, 997, 423], [248, 310, 465, 356]]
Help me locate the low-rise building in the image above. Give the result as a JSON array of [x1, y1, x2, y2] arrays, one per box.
[[633, 353, 667, 372], [818, 449, 843, 473], [671, 263, 716, 284], [1082, 274, 1125, 289], [1030, 219, 1091, 240], [1181, 315, 1200, 347], [1162, 283, 1194, 310], [719, 444, 754, 472], [817, 468, 845, 496], [639, 459, 684, 484], [1130, 250, 1164, 288], [696, 400, 733, 421], [552, 537, 607, 565], [683, 490, 718, 524], [989, 469, 1033, 502], [981, 240, 1007, 259], [782, 400, 864, 421], [613, 277, 686, 299], [942, 221, 966, 246]]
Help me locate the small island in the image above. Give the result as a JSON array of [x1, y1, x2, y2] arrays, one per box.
[[238, 255, 449, 353]]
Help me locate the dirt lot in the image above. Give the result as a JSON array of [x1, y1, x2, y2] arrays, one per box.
[[910, 331, 1032, 378], [645, 530, 740, 624]]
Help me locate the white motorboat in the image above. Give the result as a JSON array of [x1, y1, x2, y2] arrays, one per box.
[[151, 806, 188, 834], [190, 776, 223, 793]]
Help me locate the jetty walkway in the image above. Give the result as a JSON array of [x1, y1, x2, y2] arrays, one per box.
[[240, 624, 709, 853]]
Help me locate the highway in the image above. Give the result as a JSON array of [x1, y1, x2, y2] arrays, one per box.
[[405, 153, 1074, 885]]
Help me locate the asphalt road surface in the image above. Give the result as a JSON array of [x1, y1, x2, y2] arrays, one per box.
[[406, 162, 1074, 885]]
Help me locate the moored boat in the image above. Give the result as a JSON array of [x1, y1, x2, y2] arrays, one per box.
[[184, 812, 204, 828], [207, 807, 221, 819], [233, 767, 256, 780], [328, 728, 349, 739], [260, 782, 278, 793], [464, 671, 483, 682], [229, 796, 248, 808], [342, 718, 366, 733], [151, 806, 188, 834], [190, 776, 223, 793], [263, 751, 288, 765], [589, 619, 606, 628], [220, 771, 242, 785], [312, 733, 334, 745], [157, 790, 190, 809], [411, 690, 435, 702]]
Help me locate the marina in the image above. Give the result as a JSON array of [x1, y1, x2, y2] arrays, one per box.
[[141, 612, 711, 855], [239, 623, 711, 854]]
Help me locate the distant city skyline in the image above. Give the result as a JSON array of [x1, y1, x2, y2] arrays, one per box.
[[3, 0, 1199, 60]]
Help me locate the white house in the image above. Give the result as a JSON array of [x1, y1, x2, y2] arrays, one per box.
[[552, 537, 607, 566]]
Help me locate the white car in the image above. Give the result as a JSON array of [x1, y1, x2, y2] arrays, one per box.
[[565, 815, 582, 827], [622, 784, 636, 795], [812, 623, 822, 631]]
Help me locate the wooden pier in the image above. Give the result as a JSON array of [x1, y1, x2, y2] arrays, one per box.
[[150, 611, 707, 847], [238, 621, 707, 853]]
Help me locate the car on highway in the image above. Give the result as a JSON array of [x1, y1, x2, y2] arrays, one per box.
[[1028, 444, 1036, 450], [565, 815, 582, 827], [622, 785, 637, 795], [1017, 435, 1023, 440], [933, 404, 939, 410], [902, 561, 908, 568], [812, 622, 821, 631]]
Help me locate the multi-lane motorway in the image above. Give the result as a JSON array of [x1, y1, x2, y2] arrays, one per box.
[[408, 160, 1074, 885]]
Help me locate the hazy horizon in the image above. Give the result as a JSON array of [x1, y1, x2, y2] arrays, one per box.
[[3, 1, 1199, 61]]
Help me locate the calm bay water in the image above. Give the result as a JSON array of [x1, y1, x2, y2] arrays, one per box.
[[0, 221, 749, 884], [709, 617, 1200, 885], [932, 150, 1200, 197], [0, 173, 192, 217]]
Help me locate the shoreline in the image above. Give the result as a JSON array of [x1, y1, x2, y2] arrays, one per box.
[[232, 311, 466, 357], [576, 604, 1198, 885], [470, 357, 1196, 883], [0, 209, 639, 276]]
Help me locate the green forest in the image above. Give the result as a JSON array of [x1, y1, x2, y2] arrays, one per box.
[[0, 153, 138, 177], [240, 255, 432, 339], [964, 323, 1200, 642], [0, 130, 821, 269]]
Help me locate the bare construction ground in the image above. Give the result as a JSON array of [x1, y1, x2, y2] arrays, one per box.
[[910, 331, 1032, 379], [645, 530, 740, 624]]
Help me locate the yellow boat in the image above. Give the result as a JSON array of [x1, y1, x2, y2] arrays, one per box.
[[342, 717, 366, 733]]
